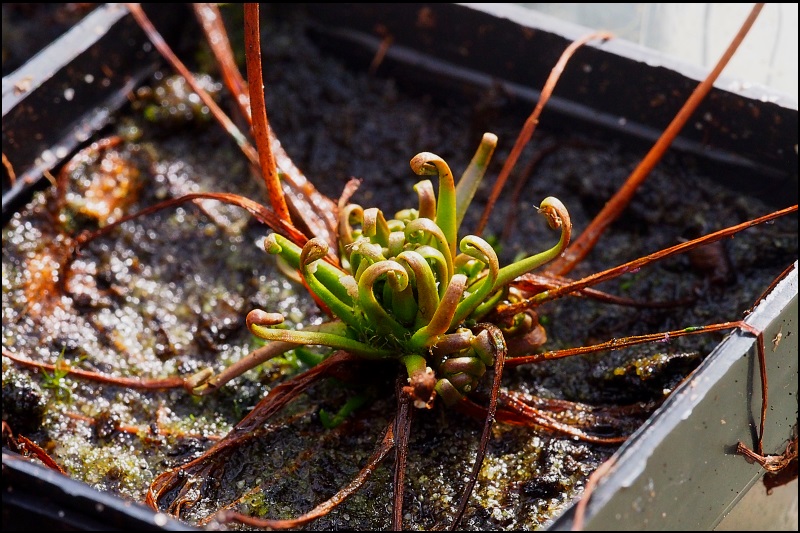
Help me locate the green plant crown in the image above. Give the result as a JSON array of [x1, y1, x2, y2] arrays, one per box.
[[249, 135, 571, 407]]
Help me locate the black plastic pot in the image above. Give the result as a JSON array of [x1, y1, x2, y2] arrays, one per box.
[[2, 5, 198, 530], [2, 3, 192, 216], [3, 3, 797, 531]]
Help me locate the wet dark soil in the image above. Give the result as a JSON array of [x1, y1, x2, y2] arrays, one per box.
[[2, 4, 797, 531]]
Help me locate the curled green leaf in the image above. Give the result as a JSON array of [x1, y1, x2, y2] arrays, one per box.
[[410, 152, 457, 258]]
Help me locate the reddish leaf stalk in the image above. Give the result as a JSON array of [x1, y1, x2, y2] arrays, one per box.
[[504, 321, 746, 366], [217, 422, 396, 529], [192, 3, 340, 251], [475, 31, 613, 236], [572, 457, 616, 531], [125, 3, 255, 159], [243, 3, 292, 224], [497, 204, 797, 317], [549, 2, 767, 275], [2, 348, 187, 390], [193, 3, 250, 121], [393, 377, 414, 531]]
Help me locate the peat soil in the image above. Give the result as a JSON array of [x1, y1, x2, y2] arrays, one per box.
[[2, 4, 798, 531]]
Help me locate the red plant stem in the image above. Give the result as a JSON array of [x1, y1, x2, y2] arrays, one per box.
[[740, 263, 797, 456], [194, 3, 339, 250], [496, 204, 797, 317], [73, 191, 309, 252], [504, 321, 745, 366], [572, 457, 616, 531], [243, 3, 292, 224], [16, 434, 68, 474], [3, 153, 17, 186], [474, 31, 613, 236], [393, 377, 414, 531], [218, 421, 396, 529], [124, 4, 255, 160], [2, 348, 187, 390], [193, 3, 250, 121], [4, 422, 67, 475], [449, 324, 507, 530], [127, 3, 305, 239], [739, 322, 768, 455], [548, 2, 766, 276]]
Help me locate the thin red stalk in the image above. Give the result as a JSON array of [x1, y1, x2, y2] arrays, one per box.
[[126, 4, 310, 240], [572, 457, 615, 531], [3, 348, 187, 390], [4, 423, 67, 475], [458, 394, 628, 445], [125, 4, 256, 161], [73, 191, 309, 252], [740, 263, 797, 456], [393, 376, 414, 531], [734, 321, 769, 456], [496, 204, 797, 317], [3, 152, 17, 186], [218, 421, 396, 530], [14, 434, 68, 474], [504, 321, 745, 367], [475, 31, 613, 236], [369, 34, 394, 75], [754, 327, 768, 455], [548, 3, 766, 275], [243, 3, 292, 224], [192, 3, 340, 252], [193, 3, 251, 121], [449, 324, 506, 530]]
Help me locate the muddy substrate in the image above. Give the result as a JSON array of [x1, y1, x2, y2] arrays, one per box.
[[2, 5, 797, 531]]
